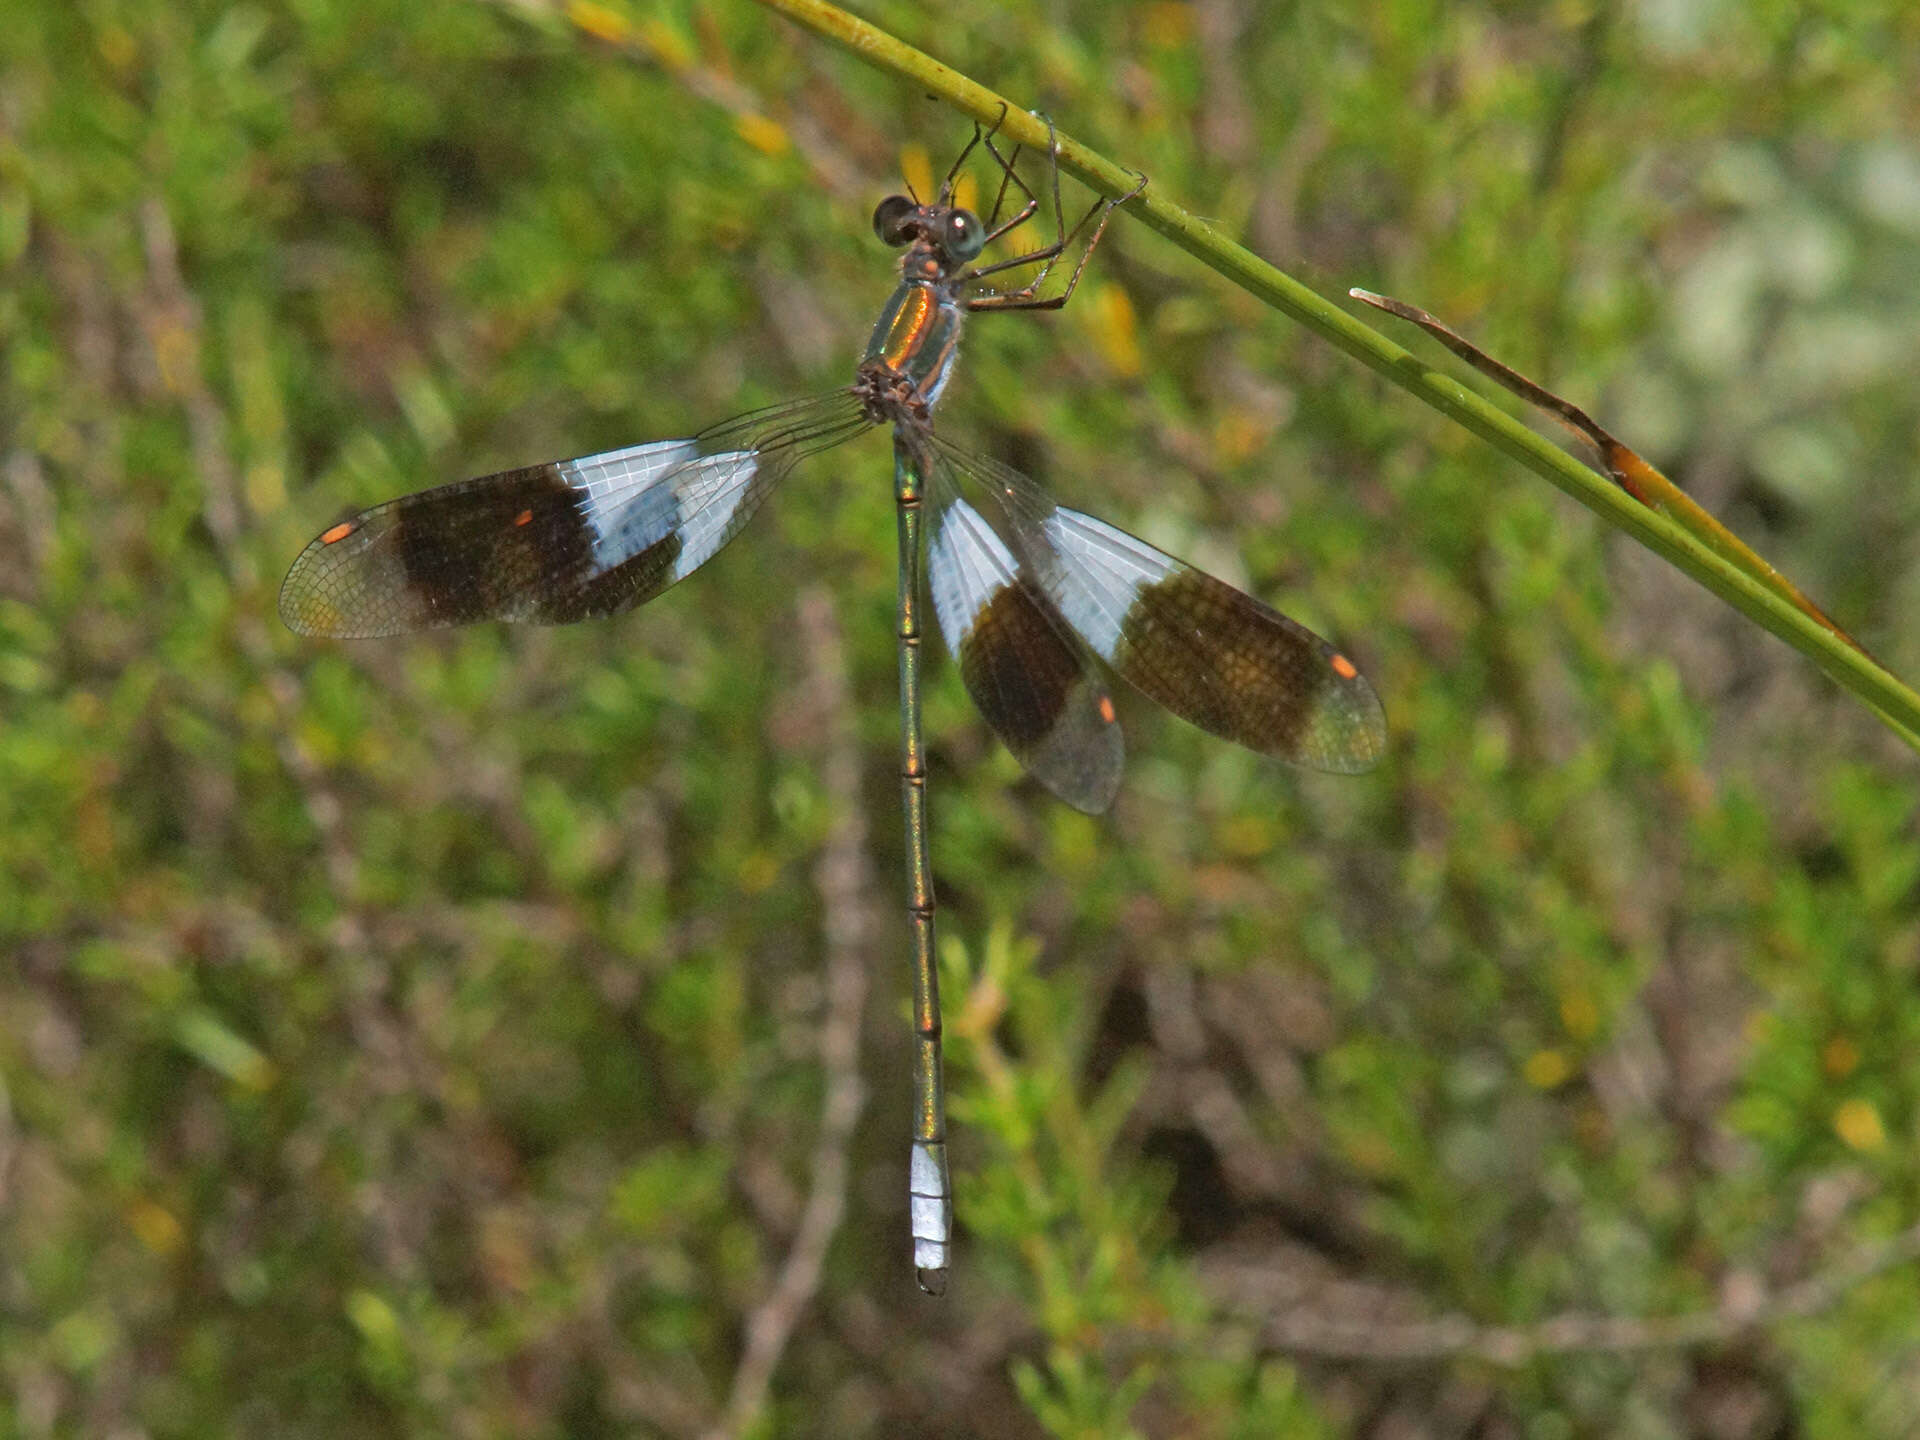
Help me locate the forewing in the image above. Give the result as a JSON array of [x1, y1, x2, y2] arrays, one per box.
[[926, 462, 1124, 815], [936, 436, 1385, 775], [280, 391, 871, 638]]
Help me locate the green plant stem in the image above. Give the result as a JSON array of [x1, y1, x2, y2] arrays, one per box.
[[753, 0, 1920, 752]]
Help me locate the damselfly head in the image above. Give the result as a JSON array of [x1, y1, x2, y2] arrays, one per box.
[[872, 196, 987, 266]]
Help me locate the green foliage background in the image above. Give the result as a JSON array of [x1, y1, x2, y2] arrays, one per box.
[[5, 0, 1920, 1434]]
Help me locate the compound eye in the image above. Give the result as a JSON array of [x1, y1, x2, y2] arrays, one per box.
[[943, 208, 986, 262], [873, 195, 916, 246]]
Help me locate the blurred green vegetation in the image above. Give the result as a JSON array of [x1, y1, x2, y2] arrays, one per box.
[[5, 0, 1920, 1435]]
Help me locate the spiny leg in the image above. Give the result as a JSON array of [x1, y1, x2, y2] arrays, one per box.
[[967, 122, 1147, 311], [964, 191, 1140, 310], [978, 125, 1041, 248], [982, 141, 1026, 233], [935, 118, 988, 206], [938, 99, 1021, 208], [970, 114, 1070, 275]]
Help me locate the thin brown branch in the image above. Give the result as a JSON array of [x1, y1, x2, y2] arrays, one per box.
[[705, 585, 876, 1440], [0, 1068, 15, 1212], [1, 449, 56, 586], [1143, 966, 1291, 1199], [1347, 287, 1871, 661], [1200, 1217, 1920, 1366], [137, 196, 365, 920]]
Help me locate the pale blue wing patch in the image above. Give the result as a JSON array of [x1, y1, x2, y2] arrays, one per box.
[[925, 483, 1123, 814], [1038, 507, 1167, 663]]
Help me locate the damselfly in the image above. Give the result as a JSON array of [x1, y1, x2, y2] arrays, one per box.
[[280, 117, 1387, 1294]]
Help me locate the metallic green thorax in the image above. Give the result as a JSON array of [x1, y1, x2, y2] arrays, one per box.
[[863, 281, 964, 410]]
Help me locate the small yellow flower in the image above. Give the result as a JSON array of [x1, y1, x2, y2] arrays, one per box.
[[1559, 990, 1600, 1041], [1089, 284, 1143, 381], [1833, 1098, 1886, 1152], [734, 114, 790, 158], [96, 25, 138, 73], [127, 1199, 183, 1256], [568, 1, 633, 45], [1218, 814, 1274, 859], [1523, 1049, 1572, 1089], [637, 18, 692, 69], [1141, 2, 1192, 47]]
